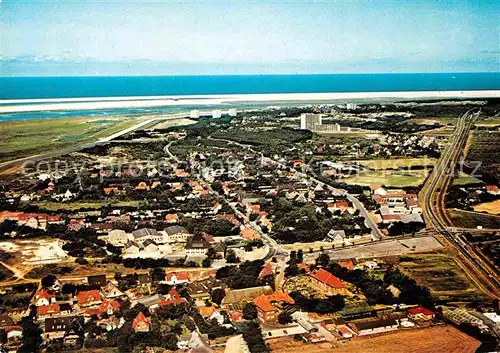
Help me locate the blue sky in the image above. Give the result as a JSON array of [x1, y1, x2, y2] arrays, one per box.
[[1, 0, 499, 76]]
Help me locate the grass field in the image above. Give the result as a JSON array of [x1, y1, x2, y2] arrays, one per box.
[[473, 200, 500, 215], [448, 208, 500, 229], [151, 118, 196, 129], [353, 157, 436, 170], [343, 169, 430, 187], [33, 200, 141, 211], [398, 253, 485, 300], [0, 116, 143, 163], [452, 172, 483, 186]]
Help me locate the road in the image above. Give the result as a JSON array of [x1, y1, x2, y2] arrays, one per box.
[[419, 110, 500, 299]]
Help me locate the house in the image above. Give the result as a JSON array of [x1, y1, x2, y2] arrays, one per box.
[[240, 227, 260, 240], [0, 314, 13, 327], [3, 325, 23, 348], [486, 185, 500, 195], [165, 213, 179, 224], [163, 272, 191, 285], [253, 291, 294, 322], [185, 237, 210, 256], [309, 269, 348, 295], [108, 229, 130, 245], [98, 300, 121, 316], [258, 263, 274, 280], [159, 288, 186, 306], [132, 228, 165, 244], [102, 282, 124, 299], [123, 241, 141, 255], [198, 306, 217, 318], [165, 225, 191, 242], [211, 242, 227, 258], [407, 307, 434, 321], [325, 229, 346, 245], [44, 316, 83, 340], [138, 273, 152, 287], [87, 275, 107, 288], [221, 286, 273, 308], [135, 182, 150, 191], [348, 318, 398, 336], [77, 290, 103, 307], [132, 312, 150, 332], [34, 288, 56, 306], [370, 184, 387, 196], [37, 303, 61, 319]]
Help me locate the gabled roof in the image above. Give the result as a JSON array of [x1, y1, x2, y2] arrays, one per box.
[[165, 272, 191, 281], [165, 225, 189, 236], [35, 288, 56, 301], [408, 307, 433, 316], [258, 263, 274, 279], [37, 303, 60, 316], [132, 228, 159, 239], [77, 290, 102, 305], [311, 269, 345, 289], [132, 311, 150, 330]]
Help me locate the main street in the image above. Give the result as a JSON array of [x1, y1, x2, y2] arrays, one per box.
[[419, 110, 500, 299]]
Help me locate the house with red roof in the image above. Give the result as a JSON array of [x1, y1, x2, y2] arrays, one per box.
[[159, 288, 186, 306], [258, 263, 274, 280], [163, 272, 191, 285], [253, 291, 294, 322], [486, 185, 500, 195], [309, 269, 348, 295], [132, 312, 150, 332], [407, 307, 434, 321], [34, 289, 56, 307], [240, 227, 260, 240], [37, 303, 61, 319], [77, 290, 103, 307], [98, 300, 121, 316]]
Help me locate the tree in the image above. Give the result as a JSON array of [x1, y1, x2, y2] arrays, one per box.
[[202, 257, 212, 268], [297, 249, 304, 263], [242, 303, 258, 320], [278, 312, 293, 325], [206, 247, 217, 260], [316, 252, 330, 268], [284, 263, 299, 278], [150, 267, 165, 283], [18, 317, 42, 353], [211, 288, 226, 306], [225, 249, 238, 263], [0, 329, 6, 344], [41, 275, 57, 288], [241, 321, 268, 353]]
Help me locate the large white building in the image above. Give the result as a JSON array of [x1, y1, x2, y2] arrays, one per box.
[[190, 110, 200, 119], [228, 108, 237, 117], [212, 109, 222, 118], [300, 113, 322, 130]]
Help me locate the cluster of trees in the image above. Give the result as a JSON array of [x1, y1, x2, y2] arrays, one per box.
[[271, 198, 367, 243], [383, 267, 432, 306], [290, 291, 345, 314], [216, 260, 274, 290], [241, 321, 269, 353], [180, 217, 239, 237], [386, 221, 426, 236]]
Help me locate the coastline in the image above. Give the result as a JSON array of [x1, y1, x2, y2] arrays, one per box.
[[1, 90, 499, 114]]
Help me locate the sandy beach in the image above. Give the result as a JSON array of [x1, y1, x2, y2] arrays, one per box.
[[1, 90, 499, 114]]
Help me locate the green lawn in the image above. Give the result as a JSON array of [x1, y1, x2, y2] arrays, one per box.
[[0, 116, 143, 163]]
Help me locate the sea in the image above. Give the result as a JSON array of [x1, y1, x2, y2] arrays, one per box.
[[0, 73, 499, 121]]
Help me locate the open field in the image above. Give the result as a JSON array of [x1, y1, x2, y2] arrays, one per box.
[[452, 172, 483, 186], [406, 116, 457, 126], [32, 200, 141, 211], [448, 208, 500, 229], [353, 157, 437, 170], [267, 326, 480, 353], [303, 237, 443, 262], [0, 116, 143, 163], [343, 169, 430, 187], [398, 253, 484, 300], [151, 118, 196, 129], [473, 199, 500, 215], [465, 131, 500, 184]]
